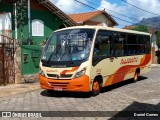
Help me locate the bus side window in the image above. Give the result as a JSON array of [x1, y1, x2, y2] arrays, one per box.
[[127, 34, 138, 55], [94, 42, 100, 55], [94, 31, 112, 57], [93, 30, 113, 65], [113, 32, 127, 56]]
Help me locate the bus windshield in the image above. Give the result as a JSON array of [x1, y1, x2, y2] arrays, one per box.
[[41, 29, 95, 62]]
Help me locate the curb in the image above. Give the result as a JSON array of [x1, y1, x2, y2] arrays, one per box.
[[151, 64, 160, 68]]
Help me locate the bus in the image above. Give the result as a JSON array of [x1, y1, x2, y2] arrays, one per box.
[[39, 26, 151, 96]]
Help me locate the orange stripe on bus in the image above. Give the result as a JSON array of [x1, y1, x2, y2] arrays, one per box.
[[61, 66, 79, 75], [104, 54, 151, 86]]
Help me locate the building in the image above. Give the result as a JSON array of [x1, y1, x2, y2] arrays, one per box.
[[69, 10, 118, 27], [0, 0, 77, 83]]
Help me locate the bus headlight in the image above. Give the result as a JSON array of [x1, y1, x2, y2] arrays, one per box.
[[39, 68, 45, 77], [75, 67, 87, 78]]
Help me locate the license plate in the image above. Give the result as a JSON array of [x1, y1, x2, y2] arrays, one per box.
[[54, 87, 63, 91]]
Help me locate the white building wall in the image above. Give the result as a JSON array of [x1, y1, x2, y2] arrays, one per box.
[[0, 13, 12, 43], [91, 14, 112, 27], [152, 33, 158, 51]]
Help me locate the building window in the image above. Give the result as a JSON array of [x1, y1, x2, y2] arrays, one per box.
[[23, 53, 28, 63], [32, 19, 44, 36]]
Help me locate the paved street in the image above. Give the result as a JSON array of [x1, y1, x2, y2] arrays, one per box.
[[0, 67, 160, 120]]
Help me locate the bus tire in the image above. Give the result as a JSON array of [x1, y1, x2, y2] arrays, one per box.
[[47, 90, 53, 94], [91, 80, 101, 96]]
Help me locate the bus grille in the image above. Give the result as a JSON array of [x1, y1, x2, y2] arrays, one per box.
[[48, 82, 69, 89], [47, 74, 72, 78]]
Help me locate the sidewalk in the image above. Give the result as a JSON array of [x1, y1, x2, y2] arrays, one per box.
[[0, 81, 40, 98], [151, 64, 160, 68]]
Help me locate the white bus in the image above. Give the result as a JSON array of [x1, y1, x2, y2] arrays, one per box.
[[39, 26, 151, 96]]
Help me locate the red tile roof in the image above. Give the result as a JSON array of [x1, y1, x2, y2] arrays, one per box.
[[69, 10, 118, 26], [123, 26, 135, 30], [69, 10, 102, 23]]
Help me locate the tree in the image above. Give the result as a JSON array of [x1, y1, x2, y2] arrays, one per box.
[[131, 25, 148, 32], [16, 0, 27, 45], [156, 31, 160, 50]]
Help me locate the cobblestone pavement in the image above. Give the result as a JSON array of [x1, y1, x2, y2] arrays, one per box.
[[0, 68, 160, 120], [0, 82, 40, 98]]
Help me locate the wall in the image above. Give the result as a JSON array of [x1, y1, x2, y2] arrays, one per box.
[[91, 14, 113, 27], [0, 13, 11, 32], [29, 9, 63, 44], [21, 45, 42, 75], [0, 4, 15, 37]]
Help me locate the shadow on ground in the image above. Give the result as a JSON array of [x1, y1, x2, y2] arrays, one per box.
[[109, 101, 160, 120], [40, 76, 147, 98], [40, 90, 91, 98], [101, 76, 147, 93]]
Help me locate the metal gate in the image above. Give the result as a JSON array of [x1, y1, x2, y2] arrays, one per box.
[[0, 35, 15, 85]]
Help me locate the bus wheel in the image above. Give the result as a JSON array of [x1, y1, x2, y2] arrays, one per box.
[[47, 90, 53, 94], [133, 72, 139, 82], [92, 80, 101, 96]]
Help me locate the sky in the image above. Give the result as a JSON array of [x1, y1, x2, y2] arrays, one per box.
[[51, 0, 160, 28]]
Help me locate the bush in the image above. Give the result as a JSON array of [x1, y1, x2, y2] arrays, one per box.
[[156, 31, 160, 50], [131, 25, 148, 32]]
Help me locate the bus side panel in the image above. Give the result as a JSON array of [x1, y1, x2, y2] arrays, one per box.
[[91, 54, 151, 88], [104, 54, 151, 87]]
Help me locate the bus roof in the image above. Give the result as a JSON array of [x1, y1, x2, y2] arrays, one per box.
[[54, 26, 151, 36]]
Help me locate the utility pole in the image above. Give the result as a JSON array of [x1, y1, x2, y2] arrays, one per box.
[[28, 0, 31, 45], [14, 3, 18, 40]]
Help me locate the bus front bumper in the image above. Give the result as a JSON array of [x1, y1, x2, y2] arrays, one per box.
[[39, 74, 90, 92]]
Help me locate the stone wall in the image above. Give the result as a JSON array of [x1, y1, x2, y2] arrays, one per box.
[[22, 73, 39, 83], [15, 46, 22, 83]]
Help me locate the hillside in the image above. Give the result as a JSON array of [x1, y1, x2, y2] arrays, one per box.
[[135, 16, 160, 30]]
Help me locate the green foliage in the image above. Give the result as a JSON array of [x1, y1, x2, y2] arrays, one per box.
[[131, 25, 148, 32], [16, 0, 27, 45], [157, 31, 160, 50]]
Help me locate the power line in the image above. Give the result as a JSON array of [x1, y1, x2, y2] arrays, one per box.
[[74, 0, 159, 30], [121, 0, 160, 16], [85, 0, 139, 22], [74, 0, 136, 24]]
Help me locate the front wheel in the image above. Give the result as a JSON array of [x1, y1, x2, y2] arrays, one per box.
[[47, 90, 53, 94], [91, 81, 101, 96]]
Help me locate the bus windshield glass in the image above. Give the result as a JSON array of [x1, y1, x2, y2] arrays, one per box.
[[42, 29, 95, 62]]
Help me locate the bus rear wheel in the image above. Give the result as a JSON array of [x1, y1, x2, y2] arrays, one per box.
[[91, 80, 101, 96]]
